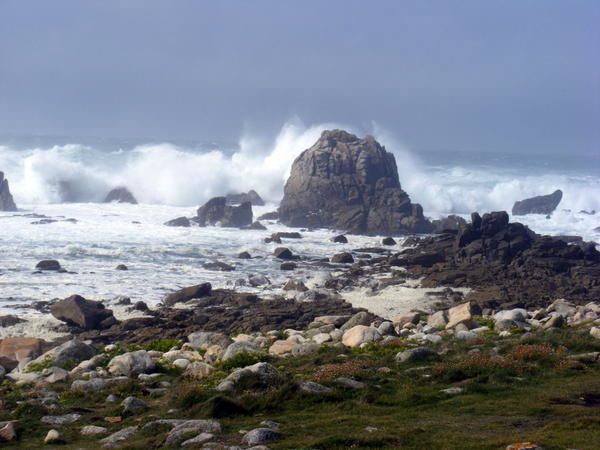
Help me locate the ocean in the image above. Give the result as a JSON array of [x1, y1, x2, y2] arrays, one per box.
[[1, 123, 598, 316]]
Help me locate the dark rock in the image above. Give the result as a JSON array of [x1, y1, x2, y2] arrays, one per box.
[[50, 295, 117, 330], [203, 261, 235, 272], [432, 215, 468, 233], [271, 232, 302, 240], [115, 264, 128, 271], [331, 252, 354, 264], [164, 283, 212, 306], [280, 262, 297, 271], [274, 247, 293, 259], [512, 189, 563, 216], [382, 237, 396, 246], [31, 219, 57, 225], [0, 315, 25, 327], [0, 172, 17, 211], [132, 301, 149, 312], [104, 187, 137, 204], [389, 211, 600, 308], [257, 211, 279, 221], [226, 189, 265, 206], [332, 234, 348, 243], [248, 221, 267, 230], [164, 216, 191, 227], [278, 130, 433, 234], [35, 260, 62, 271], [196, 197, 252, 227], [264, 236, 282, 244], [283, 279, 308, 291], [580, 210, 596, 215], [74, 288, 370, 346], [237, 251, 252, 259]]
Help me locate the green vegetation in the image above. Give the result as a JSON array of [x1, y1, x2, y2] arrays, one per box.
[[1, 329, 599, 449], [219, 350, 270, 371]]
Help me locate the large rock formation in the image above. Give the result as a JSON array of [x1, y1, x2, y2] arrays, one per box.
[[104, 187, 138, 204], [278, 130, 432, 234], [512, 189, 562, 216], [0, 172, 17, 211], [226, 190, 265, 206], [392, 211, 600, 308], [195, 197, 252, 228]]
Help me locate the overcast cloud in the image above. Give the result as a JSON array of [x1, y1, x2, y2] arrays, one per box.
[[0, 0, 598, 154]]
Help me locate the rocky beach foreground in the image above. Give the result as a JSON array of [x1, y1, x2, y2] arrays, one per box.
[[1, 131, 599, 449]]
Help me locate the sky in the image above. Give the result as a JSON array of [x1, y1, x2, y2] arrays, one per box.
[[0, 0, 598, 154]]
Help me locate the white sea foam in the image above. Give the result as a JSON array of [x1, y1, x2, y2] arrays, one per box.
[[0, 121, 598, 327]]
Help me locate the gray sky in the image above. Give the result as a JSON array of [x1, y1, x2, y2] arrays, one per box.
[[0, 0, 598, 154]]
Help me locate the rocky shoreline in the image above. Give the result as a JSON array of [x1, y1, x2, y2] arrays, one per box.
[[1, 210, 600, 448]]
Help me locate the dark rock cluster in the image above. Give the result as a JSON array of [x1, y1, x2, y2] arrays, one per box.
[[395, 211, 600, 308], [73, 289, 369, 345]]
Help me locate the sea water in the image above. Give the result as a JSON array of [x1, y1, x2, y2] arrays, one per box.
[[1, 123, 598, 315]]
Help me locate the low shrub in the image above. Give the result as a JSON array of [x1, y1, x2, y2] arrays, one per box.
[[219, 351, 270, 371]]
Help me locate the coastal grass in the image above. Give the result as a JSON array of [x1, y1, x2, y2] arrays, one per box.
[[1, 329, 600, 449]]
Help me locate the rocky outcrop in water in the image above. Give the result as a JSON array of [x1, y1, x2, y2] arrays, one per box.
[[393, 211, 600, 308], [50, 295, 117, 330], [512, 189, 562, 216], [104, 187, 138, 204], [278, 130, 432, 235], [226, 190, 264, 206], [195, 197, 252, 227], [0, 172, 17, 211]]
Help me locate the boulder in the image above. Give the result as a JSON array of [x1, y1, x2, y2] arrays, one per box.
[[221, 341, 260, 361], [108, 350, 155, 377], [340, 311, 370, 331], [241, 428, 279, 446], [332, 234, 348, 243], [216, 362, 280, 392], [100, 426, 138, 449], [104, 187, 137, 204], [432, 215, 468, 233], [0, 172, 17, 211], [342, 325, 382, 347], [395, 347, 437, 363], [195, 197, 252, 227], [164, 216, 191, 227], [427, 311, 448, 329], [26, 339, 96, 370], [280, 262, 297, 270], [271, 231, 302, 240], [249, 221, 267, 230], [35, 260, 62, 271], [226, 189, 265, 206], [164, 283, 212, 306], [512, 189, 563, 216], [278, 130, 433, 234], [331, 252, 354, 264], [121, 396, 148, 415], [445, 302, 481, 329], [382, 237, 397, 246], [81, 425, 108, 436], [0, 421, 16, 442], [274, 247, 293, 259], [0, 337, 46, 369], [187, 331, 232, 350], [51, 295, 117, 330]]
